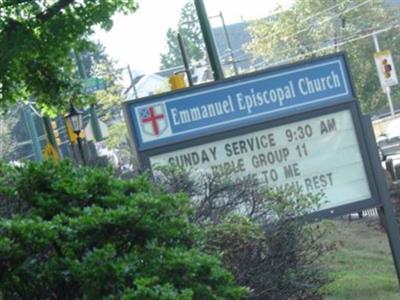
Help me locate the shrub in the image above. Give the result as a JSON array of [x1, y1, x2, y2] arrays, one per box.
[[155, 166, 333, 300], [0, 161, 21, 218], [0, 161, 245, 299], [205, 208, 331, 299]]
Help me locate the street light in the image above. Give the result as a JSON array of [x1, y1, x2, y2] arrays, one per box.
[[65, 104, 86, 165]]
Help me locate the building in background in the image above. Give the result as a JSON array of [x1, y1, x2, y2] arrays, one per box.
[[125, 20, 261, 100]]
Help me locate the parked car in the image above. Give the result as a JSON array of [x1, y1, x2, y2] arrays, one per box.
[[377, 118, 400, 160]]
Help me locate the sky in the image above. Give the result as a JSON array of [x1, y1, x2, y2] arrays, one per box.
[[92, 0, 292, 76]]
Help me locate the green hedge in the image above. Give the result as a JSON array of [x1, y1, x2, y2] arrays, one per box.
[[0, 161, 245, 299]]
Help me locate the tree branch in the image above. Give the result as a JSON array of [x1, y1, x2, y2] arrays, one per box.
[[36, 0, 76, 22]]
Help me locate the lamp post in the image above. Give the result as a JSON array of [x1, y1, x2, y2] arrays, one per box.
[[65, 104, 86, 165]]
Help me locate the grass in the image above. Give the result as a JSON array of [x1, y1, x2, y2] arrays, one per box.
[[322, 218, 400, 300]]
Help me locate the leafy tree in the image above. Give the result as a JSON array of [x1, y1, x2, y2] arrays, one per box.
[[84, 43, 125, 124], [246, 0, 400, 113], [0, 0, 138, 114], [160, 2, 205, 69]]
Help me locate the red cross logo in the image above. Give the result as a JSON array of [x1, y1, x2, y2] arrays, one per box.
[[139, 104, 168, 137]]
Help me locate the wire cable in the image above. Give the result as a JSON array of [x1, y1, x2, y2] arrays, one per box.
[[251, 23, 399, 70]]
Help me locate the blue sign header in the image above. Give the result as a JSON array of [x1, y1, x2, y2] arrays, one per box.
[[127, 54, 353, 150]]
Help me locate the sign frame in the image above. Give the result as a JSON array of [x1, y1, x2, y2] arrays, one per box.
[[123, 52, 380, 219]]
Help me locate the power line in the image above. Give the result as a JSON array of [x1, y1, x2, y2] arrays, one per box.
[[232, 0, 397, 68], [217, 1, 350, 61], [221, 0, 353, 55], [236, 14, 400, 66], [268, 0, 373, 47], [302, 0, 348, 23], [252, 23, 400, 70], [217, 0, 374, 64]]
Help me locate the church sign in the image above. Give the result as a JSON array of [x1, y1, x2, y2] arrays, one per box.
[[124, 53, 379, 218]]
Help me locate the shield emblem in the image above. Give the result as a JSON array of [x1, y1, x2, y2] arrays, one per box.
[[138, 104, 168, 137]]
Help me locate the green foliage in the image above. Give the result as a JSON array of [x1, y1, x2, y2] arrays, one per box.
[[160, 2, 205, 69], [204, 190, 333, 300], [0, 161, 245, 299], [0, 0, 138, 113], [0, 108, 17, 160], [0, 161, 19, 218], [105, 122, 134, 168], [85, 43, 125, 124], [246, 0, 400, 113], [156, 167, 333, 300], [107, 122, 128, 149]]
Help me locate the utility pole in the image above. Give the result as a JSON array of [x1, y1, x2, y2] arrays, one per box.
[[373, 34, 395, 117], [194, 0, 224, 81], [177, 33, 194, 86], [219, 11, 239, 75]]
